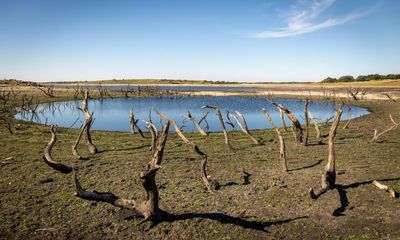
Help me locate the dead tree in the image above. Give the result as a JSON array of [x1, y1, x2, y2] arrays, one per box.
[[382, 93, 396, 102], [74, 121, 171, 223], [267, 99, 303, 144], [262, 109, 287, 172], [342, 106, 352, 129], [309, 104, 343, 199], [72, 113, 93, 160], [202, 105, 232, 148], [143, 120, 158, 154], [198, 112, 210, 133], [303, 100, 309, 146], [224, 111, 236, 129], [230, 111, 261, 145], [79, 91, 98, 154], [183, 111, 208, 136], [308, 110, 321, 140], [347, 88, 366, 101], [130, 110, 145, 137], [156, 110, 217, 192], [371, 114, 399, 142], [278, 108, 287, 132], [38, 85, 55, 98], [43, 125, 74, 174], [372, 180, 398, 198]]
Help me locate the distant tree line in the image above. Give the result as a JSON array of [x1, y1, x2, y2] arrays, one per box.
[[321, 74, 400, 83]]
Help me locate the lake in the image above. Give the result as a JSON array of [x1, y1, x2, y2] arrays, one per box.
[[16, 96, 369, 132]]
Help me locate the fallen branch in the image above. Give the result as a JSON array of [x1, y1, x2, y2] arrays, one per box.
[[371, 114, 399, 142], [372, 180, 398, 198]]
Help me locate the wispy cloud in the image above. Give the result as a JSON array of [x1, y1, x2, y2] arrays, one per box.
[[251, 0, 372, 38]]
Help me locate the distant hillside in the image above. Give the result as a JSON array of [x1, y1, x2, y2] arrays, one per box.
[[321, 74, 400, 83], [51, 79, 238, 85]]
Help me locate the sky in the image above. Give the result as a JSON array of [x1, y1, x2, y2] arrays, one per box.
[[1, 0, 399, 82]]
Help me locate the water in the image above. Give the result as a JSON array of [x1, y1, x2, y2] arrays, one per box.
[[16, 96, 369, 132]]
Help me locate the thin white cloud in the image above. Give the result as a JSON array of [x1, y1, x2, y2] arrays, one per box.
[[251, 0, 371, 38]]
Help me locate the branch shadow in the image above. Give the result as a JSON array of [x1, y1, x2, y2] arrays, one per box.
[[332, 177, 400, 216], [243, 171, 251, 185], [289, 159, 324, 172], [162, 212, 308, 232]]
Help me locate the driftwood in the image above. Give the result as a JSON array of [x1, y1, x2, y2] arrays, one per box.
[[231, 111, 261, 145], [184, 111, 208, 136], [371, 114, 399, 142], [267, 99, 303, 144], [79, 91, 98, 154], [43, 125, 74, 174], [74, 121, 171, 223], [308, 110, 321, 140], [372, 180, 398, 198], [309, 104, 343, 199], [155, 110, 217, 192], [130, 110, 145, 138], [303, 100, 309, 146], [71, 113, 93, 160], [262, 109, 287, 172], [202, 105, 232, 148]]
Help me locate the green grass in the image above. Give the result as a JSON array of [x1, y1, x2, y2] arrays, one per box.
[[0, 86, 399, 239]]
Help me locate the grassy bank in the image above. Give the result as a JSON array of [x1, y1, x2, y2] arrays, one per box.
[[0, 86, 399, 239]]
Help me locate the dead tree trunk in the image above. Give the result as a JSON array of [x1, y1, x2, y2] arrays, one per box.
[[184, 111, 208, 136], [309, 104, 343, 199], [303, 100, 309, 146], [156, 110, 217, 192], [371, 114, 399, 142], [198, 112, 210, 133], [308, 110, 321, 140], [79, 91, 98, 154], [262, 109, 287, 172], [267, 100, 303, 144], [342, 106, 352, 129], [74, 121, 171, 223], [43, 125, 74, 174], [231, 111, 261, 145], [130, 110, 145, 137], [279, 108, 287, 132], [72, 113, 93, 160], [144, 120, 158, 154], [202, 105, 232, 149]]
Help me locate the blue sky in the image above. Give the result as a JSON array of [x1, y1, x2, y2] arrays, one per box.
[[1, 0, 399, 82]]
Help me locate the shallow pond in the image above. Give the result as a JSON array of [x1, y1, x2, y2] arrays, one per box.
[[16, 96, 369, 132]]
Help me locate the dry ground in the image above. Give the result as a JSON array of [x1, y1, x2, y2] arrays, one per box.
[[0, 85, 399, 239]]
